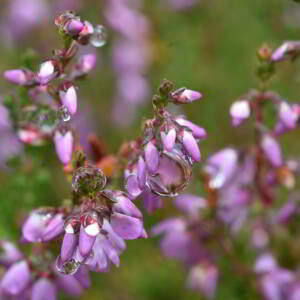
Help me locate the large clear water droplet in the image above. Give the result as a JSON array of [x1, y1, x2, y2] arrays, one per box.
[[56, 256, 80, 275], [58, 106, 71, 122], [72, 165, 106, 195], [90, 25, 107, 47], [146, 151, 192, 197]]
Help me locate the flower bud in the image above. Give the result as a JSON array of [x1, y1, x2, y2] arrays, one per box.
[[79, 226, 96, 257], [137, 156, 146, 189], [230, 100, 251, 126], [145, 141, 159, 174], [0, 241, 23, 267], [279, 101, 298, 129], [182, 130, 201, 162], [271, 41, 300, 62], [77, 21, 94, 45], [261, 135, 282, 167], [76, 54, 97, 74], [175, 117, 207, 139], [37, 60, 58, 85], [161, 128, 176, 152], [32, 278, 57, 300], [1, 260, 31, 295], [61, 233, 78, 262], [4, 69, 28, 85], [60, 85, 77, 115], [54, 130, 73, 165], [66, 19, 84, 37], [171, 88, 202, 104]]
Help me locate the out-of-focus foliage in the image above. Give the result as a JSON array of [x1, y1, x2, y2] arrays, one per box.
[[1, 0, 300, 299]]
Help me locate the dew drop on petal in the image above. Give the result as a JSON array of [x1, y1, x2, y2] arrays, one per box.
[[72, 165, 106, 195], [64, 216, 81, 234], [146, 151, 192, 197], [56, 256, 80, 275], [90, 25, 107, 47], [58, 106, 71, 122]]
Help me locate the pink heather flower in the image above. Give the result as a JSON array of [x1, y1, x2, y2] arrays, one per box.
[[54, 131, 73, 165], [142, 188, 163, 213], [22, 210, 64, 242], [151, 218, 204, 265], [279, 101, 298, 129], [187, 261, 218, 299], [182, 130, 201, 161], [174, 194, 207, 216], [171, 88, 203, 104], [3, 69, 27, 85], [261, 135, 282, 167], [58, 190, 145, 274], [60, 86, 77, 115], [77, 21, 94, 45], [137, 156, 147, 189], [1, 260, 31, 295], [0, 241, 23, 267], [77, 54, 97, 74], [271, 41, 300, 62], [230, 100, 251, 126], [161, 128, 176, 152], [204, 148, 238, 189], [175, 117, 207, 139], [66, 19, 84, 37], [144, 141, 159, 174], [254, 253, 277, 274], [32, 278, 57, 300], [260, 269, 295, 300], [217, 184, 251, 232], [37, 61, 57, 85]]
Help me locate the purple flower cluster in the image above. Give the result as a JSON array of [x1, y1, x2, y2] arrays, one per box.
[[0, 241, 90, 300], [151, 44, 300, 299], [3, 11, 102, 166], [152, 194, 218, 299], [123, 81, 205, 211], [19, 165, 145, 277]]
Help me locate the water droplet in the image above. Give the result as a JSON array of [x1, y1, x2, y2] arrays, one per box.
[[82, 210, 102, 236], [146, 151, 192, 197], [56, 256, 80, 275], [90, 25, 107, 47], [64, 215, 81, 234], [58, 106, 71, 122], [72, 165, 106, 195]]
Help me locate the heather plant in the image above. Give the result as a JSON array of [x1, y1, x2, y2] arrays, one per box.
[[1, 5, 300, 300], [0, 11, 205, 300]]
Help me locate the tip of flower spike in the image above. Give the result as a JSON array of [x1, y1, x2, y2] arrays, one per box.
[[171, 88, 203, 104]]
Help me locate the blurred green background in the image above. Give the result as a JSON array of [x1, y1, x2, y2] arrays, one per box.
[[1, 0, 300, 299]]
